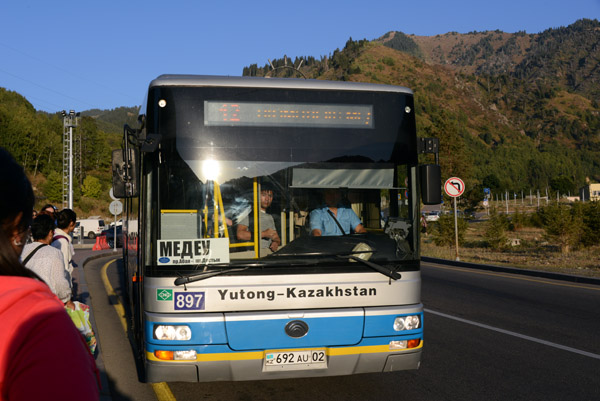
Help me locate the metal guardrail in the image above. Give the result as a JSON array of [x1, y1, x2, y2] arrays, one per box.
[[421, 256, 600, 286]]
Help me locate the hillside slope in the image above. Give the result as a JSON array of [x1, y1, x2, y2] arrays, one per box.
[[243, 19, 600, 201]]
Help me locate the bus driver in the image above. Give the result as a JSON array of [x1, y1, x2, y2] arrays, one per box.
[[310, 189, 367, 236]]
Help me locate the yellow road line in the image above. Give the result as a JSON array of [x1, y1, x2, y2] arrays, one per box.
[[151, 383, 176, 401], [100, 259, 177, 401], [100, 259, 127, 332], [423, 262, 600, 291]]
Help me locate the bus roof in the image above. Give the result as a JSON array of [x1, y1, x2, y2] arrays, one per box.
[[149, 74, 413, 95]]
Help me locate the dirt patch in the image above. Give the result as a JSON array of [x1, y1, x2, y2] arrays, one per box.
[[421, 219, 600, 278]]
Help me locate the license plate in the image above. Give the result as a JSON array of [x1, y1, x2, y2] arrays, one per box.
[[264, 349, 327, 371]]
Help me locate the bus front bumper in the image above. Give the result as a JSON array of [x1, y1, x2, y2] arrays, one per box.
[[144, 342, 422, 383]]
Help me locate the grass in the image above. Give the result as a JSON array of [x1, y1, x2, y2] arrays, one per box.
[[421, 218, 600, 278]]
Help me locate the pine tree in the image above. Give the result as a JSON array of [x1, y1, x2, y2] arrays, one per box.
[[539, 204, 582, 253]]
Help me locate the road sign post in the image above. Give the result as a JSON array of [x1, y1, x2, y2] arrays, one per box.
[[109, 200, 123, 251], [444, 177, 465, 261]]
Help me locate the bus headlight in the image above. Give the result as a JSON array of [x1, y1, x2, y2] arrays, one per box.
[[393, 315, 421, 331], [154, 325, 192, 341]]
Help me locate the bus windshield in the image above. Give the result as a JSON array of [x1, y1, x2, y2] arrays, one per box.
[[146, 82, 419, 274]]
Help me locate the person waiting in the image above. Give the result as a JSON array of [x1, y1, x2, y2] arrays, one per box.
[[52, 209, 77, 283], [21, 214, 73, 306]]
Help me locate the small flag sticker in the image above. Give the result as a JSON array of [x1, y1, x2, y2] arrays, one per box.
[[157, 289, 173, 301]]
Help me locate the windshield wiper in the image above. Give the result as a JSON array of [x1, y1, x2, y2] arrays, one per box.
[[173, 260, 319, 286], [340, 255, 401, 280], [272, 248, 401, 281], [174, 266, 251, 286], [173, 243, 400, 285]]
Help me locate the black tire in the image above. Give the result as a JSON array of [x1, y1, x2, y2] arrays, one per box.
[[88, 232, 96, 239]]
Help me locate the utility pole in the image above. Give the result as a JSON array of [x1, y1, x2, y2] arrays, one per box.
[[74, 123, 82, 186], [62, 110, 80, 210]]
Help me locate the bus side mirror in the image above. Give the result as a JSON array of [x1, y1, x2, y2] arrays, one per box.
[[112, 149, 139, 198], [420, 164, 441, 205]]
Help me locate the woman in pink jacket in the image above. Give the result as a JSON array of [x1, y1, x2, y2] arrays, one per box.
[[0, 148, 99, 401]]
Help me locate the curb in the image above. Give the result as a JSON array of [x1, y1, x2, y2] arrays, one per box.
[[421, 256, 600, 286], [75, 249, 121, 401]]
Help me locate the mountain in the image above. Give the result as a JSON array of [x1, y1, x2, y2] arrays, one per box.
[[242, 19, 600, 201], [2, 19, 599, 207], [81, 106, 140, 134], [381, 18, 600, 100]]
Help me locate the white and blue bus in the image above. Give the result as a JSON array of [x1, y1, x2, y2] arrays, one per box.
[[112, 74, 440, 382]]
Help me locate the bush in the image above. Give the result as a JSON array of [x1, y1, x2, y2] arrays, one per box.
[[348, 65, 362, 75], [431, 213, 468, 246], [77, 197, 94, 215], [81, 175, 102, 199], [43, 171, 63, 203], [575, 202, 600, 247], [511, 208, 530, 230], [484, 209, 509, 249], [382, 57, 395, 66], [538, 204, 582, 253], [528, 210, 544, 228]]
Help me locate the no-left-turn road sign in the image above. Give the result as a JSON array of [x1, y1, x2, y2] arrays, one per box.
[[109, 200, 123, 216], [444, 177, 465, 198]]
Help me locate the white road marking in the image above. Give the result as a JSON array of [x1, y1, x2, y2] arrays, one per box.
[[425, 308, 600, 360]]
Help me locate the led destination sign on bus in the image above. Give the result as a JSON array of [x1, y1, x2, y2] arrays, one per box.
[[204, 101, 373, 129]]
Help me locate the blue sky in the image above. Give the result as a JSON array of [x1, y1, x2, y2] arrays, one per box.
[[1, 0, 599, 113]]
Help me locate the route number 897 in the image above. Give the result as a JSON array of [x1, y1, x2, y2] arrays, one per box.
[[174, 292, 205, 310]]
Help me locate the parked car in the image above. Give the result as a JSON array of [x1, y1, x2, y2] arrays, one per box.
[[109, 219, 123, 228], [75, 218, 106, 239], [442, 209, 474, 219], [101, 225, 123, 248], [424, 211, 441, 222]]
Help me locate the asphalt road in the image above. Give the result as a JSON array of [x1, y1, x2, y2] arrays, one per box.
[[84, 255, 600, 401]]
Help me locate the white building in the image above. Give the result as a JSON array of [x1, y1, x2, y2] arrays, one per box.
[[580, 183, 600, 202]]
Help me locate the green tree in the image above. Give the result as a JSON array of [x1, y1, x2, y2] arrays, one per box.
[[424, 110, 471, 179], [80, 116, 104, 171], [574, 202, 600, 247], [382, 32, 423, 59], [550, 175, 575, 195], [482, 174, 501, 192], [431, 213, 468, 246], [538, 204, 582, 253], [43, 171, 63, 203], [484, 208, 509, 249], [81, 175, 102, 199]]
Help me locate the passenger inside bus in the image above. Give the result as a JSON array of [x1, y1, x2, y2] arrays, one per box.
[[235, 187, 281, 254], [310, 189, 367, 236]]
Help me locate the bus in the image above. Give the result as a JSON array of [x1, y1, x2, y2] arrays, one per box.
[[112, 74, 440, 383]]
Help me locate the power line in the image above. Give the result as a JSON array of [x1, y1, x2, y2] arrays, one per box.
[[0, 66, 96, 108], [15, 92, 64, 111], [0, 41, 138, 102]]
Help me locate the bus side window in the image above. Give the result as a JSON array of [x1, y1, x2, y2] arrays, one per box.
[[161, 210, 201, 239], [294, 211, 308, 232]]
